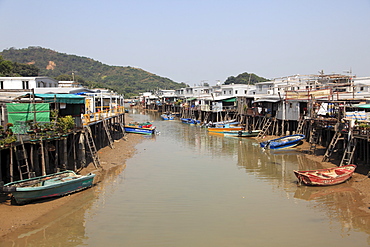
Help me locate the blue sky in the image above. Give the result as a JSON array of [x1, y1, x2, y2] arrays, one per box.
[[1, 0, 369, 85]]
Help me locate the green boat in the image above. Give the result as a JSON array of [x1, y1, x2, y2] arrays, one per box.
[[2, 170, 96, 205]]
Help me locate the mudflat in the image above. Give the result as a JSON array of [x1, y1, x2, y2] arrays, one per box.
[[0, 134, 144, 238]]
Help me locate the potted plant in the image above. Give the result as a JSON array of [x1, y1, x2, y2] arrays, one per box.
[[57, 115, 75, 134], [4, 135, 17, 147]]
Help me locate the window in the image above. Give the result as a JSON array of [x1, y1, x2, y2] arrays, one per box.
[[0, 81, 3, 89], [235, 90, 238, 94], [244, 90, 247, 94], [360, 87, 364, 91], [22, 81, 29, 89]]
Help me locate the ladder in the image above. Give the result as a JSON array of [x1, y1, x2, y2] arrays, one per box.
[[103, 119, 114, 149], [309, 128, 319, 154], [256, 118, 272, 139], [84, 125, 101, 168], [118, 117, 126, 136], [15, 136, 33, 179], [204, 111, 211, 123], [296, 117, 305, 134], [322, 131, 342, 162], [340, 136, 356, 166]]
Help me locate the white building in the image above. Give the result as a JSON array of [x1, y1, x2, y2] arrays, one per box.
[[0, 76, 58, 89]]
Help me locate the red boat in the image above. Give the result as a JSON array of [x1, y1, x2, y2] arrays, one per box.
[[293, 164, 356, 186]]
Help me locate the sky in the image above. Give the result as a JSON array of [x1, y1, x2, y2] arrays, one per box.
[[1, 0, 369, 85]]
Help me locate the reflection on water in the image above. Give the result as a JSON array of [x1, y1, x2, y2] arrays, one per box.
[[3, 110, 370, 246]]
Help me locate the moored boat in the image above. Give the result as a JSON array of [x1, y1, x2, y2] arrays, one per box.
[[180, 118, 200, 125], [293, 164, 356, 186], [124, 125, 156, 135], [224, 130, 261, 137], [126, 122, 153, 128], [260, 134, 305, 149], [161, 114, 175, 120], [207, 126, 244, 132], [2, 170, 96, 204]]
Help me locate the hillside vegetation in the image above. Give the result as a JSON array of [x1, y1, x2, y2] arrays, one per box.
[[1, 46, 269, 97], [0, 46, 186, 97]]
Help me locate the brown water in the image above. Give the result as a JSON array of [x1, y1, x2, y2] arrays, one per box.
[[3, 112, 370, 246]]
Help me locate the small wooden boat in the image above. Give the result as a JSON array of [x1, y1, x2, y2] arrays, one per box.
[[2, 170, 96, 204], [224, 130, 261, 137], [161, 114, 175, 120], [293, 165, 356, 186], [260, 134, 305, 149], [124, 125, 156, 135], [180, 118, 200, 125]]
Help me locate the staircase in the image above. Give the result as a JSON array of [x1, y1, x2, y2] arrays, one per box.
[[322, 131, 342, 162], [340, 136, 356, 166], [103, 119, 114, 149], [84, 125, 101, 168], [256, 118, 272, 139]]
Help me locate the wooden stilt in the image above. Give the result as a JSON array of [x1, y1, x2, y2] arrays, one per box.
[[10, 146, 13, 182], [40, 140, 46, 176], [63, 137, 68, 170]]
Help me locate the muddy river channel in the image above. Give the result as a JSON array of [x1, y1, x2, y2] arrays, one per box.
[[2, 111, 370, 246]]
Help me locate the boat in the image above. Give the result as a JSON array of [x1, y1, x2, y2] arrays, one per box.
[[207, 126, 244, 132], [161, 114, 175, 120], [180, 118, 200, 125], [223, 130, 261, 137], [260, 134, 305, 149], [1, 170, 96, 205], [126, 122, 152, 128], [124, 125, 156, 135], [293, 164, 356, 186]]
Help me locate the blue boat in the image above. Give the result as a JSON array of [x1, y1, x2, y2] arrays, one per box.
[[124, 125, 156, 135], [180, 118, 201, 125], [161, 114, 175, 120], [260, 134, 305, 149], [2, 170, 96, 205]]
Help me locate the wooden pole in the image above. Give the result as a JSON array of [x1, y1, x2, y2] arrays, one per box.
[[73, 133, 77, 171], [9, 146, 13, 182], [0, 151, 2, 183], [40, 139, 46, 176], [63, 137, 68, 170]]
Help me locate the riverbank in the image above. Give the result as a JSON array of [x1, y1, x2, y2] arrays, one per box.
[[0, 133, 144, 238], [1, 133, 370, 238]]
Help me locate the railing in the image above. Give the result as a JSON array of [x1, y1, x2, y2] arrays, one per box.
[[82, 106, 125, 125]]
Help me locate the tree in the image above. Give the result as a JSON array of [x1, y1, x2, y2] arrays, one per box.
[[0, 56, 13, 76], [12, 62, 39, 76]]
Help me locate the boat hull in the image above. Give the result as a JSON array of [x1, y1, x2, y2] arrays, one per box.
[[2, 170, 95, 204], [124, 126, 156, 135], [208, 127, 244, 132], [260, 134, 305, 149], [161, 114, 175, 120], [293, 165, 356, 186], [224, 130, 261, 137], [180, 118, 200, 124]]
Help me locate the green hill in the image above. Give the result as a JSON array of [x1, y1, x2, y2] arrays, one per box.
[[0, 46, 186, 97], [224, 72, 269, 85]]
